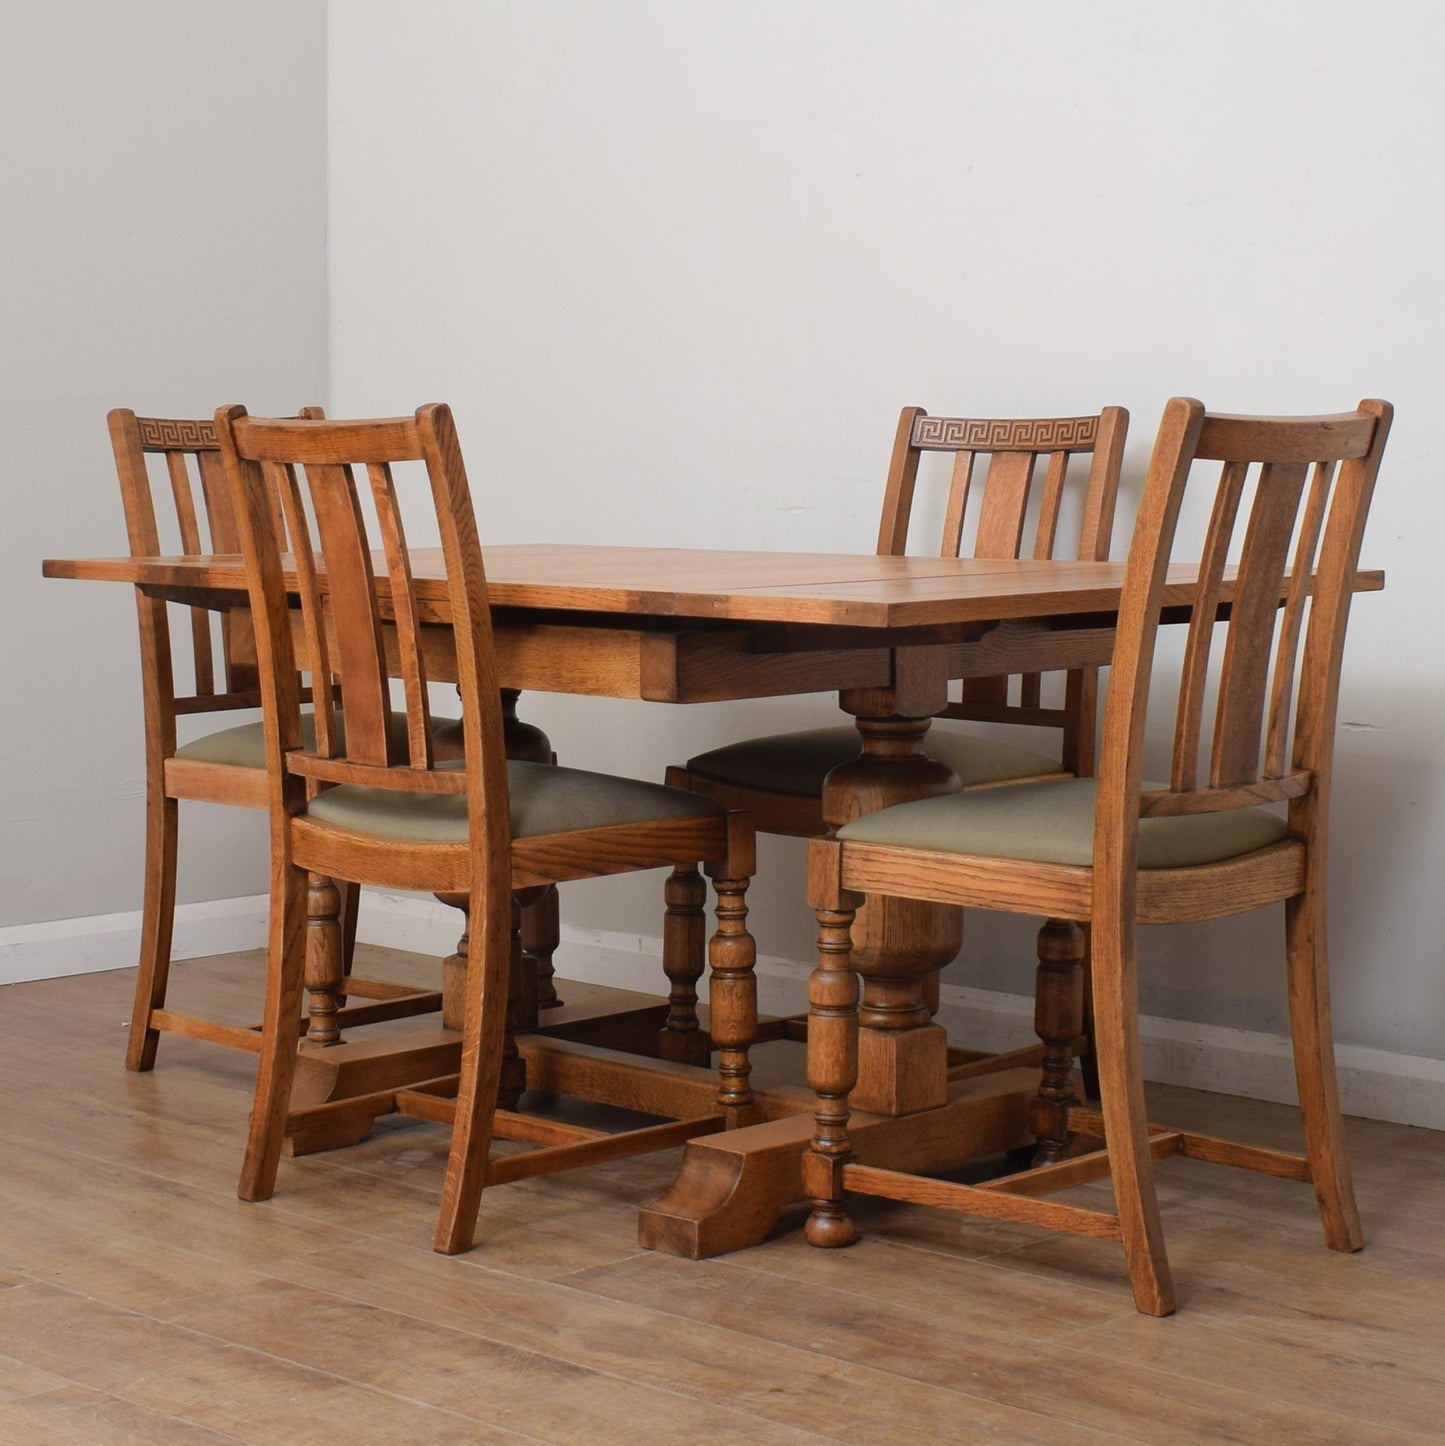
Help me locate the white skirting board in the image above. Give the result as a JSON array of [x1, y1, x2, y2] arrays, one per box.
[[0, 894, 270, 988], [7, 888, 1445, 1133]]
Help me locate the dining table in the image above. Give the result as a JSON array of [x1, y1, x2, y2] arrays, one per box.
[[42, 542, 1384, 1258]]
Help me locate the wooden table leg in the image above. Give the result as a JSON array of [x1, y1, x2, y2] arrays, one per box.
[[819, 705, 964, 1117], [639, 1066, 1037, 1257], [640, 655, 1049, 1257]]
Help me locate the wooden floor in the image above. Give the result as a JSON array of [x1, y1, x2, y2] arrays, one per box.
[[2, 946, 1444, 1444]]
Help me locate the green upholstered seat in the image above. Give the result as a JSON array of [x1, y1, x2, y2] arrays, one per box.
[[836, 776, 1289, 870], [306, 759, 727, 844], [174, 711, 459, 770], [684, 724, 1060, 797]]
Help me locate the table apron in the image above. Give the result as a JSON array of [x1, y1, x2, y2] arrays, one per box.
[[378, 617, 1118, 703]]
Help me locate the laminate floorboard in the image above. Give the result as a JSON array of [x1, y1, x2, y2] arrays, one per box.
[[1, 947, 1441, 1444]]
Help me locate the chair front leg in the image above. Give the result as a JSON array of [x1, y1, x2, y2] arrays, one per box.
[[126, 785, 179, 1072], [1284, 886, 1362, 1252], [1091, 907, 1176, 1316], [435, 879, 515, 1256], [238, 859, 308, 1202]]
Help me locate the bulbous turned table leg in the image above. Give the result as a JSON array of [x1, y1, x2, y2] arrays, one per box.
[[821, 713, 963, 1116]]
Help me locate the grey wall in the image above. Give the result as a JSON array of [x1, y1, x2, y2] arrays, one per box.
[[1, 3, 328, 925]]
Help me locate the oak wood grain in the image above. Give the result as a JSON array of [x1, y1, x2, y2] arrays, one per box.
[[803, 398, 1394, 1318], [209, 405, 759, 1259]]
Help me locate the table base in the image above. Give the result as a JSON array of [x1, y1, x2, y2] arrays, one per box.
[[637, 1065, 1038, 1258], [278, 979, 1044, 1262]]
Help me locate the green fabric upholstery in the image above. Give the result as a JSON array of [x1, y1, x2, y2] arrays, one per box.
[[173, 711, 459, 770], [685, 724, 1060, 797], [836, 776, 1289, 870], [305, 759, 726, 844]]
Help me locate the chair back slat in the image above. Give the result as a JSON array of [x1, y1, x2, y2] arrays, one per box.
[[196, 449, 240, 549], [1210, 460, 1310, 787], [1170, 459, 1249, 791], [1264, 460, 1334, 776], [272, 458, 339, 758], [878, 405, 1128, 775], [971, 448, 1036, 559], [366, 460, 434, 768], [1107, 400, 1392, 854], [164, 448, 218, 697], [299, 458, 394, 766], [1032, 449, 1070, 561]]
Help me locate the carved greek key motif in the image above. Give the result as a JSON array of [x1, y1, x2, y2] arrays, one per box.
[[912, 415, 1099, 452], [137, 417, 216, 451]]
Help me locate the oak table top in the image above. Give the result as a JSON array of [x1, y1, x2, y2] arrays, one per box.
[[48, 541, 1378, 627], [44, 544, 1382, 708]]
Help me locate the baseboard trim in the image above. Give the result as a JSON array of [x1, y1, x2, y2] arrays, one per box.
[[0, 894, 269, 988], [9, 888, 1443, 1132], [356, 895, 1445, 1133]]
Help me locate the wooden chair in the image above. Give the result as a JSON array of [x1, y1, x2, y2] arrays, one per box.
[[667, 406, 1130, 836], [212, 403, 757, 1254], [110, 409, 448, 1070], [666, 407, 1128, 1074], [803, 398, 1392, 1314]]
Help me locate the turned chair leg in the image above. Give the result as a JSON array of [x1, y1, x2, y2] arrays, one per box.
[[1031, 917, 1086, 1165], [238, 862, 308, 1202], [303, 874, 344, 1045], [659, 864, 710, 1066], [704, 817, 758, 1125], [803, 883, 862, 1249], [126, 787, 179, 1072], [1284, 889, 1363, 1252]]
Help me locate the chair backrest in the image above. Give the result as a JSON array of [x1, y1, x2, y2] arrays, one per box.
[[109, 408, 326, 740], [1098, 397, 1392, 870], [876, 406, 1129, 772], [109, 411, 260, 733], [211, 404, 510, 862]]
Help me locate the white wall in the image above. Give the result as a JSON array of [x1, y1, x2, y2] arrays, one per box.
[[6, 1, 1441, 1108], [0, 4, 328, 933], [327, 1, 1445, 1064]]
